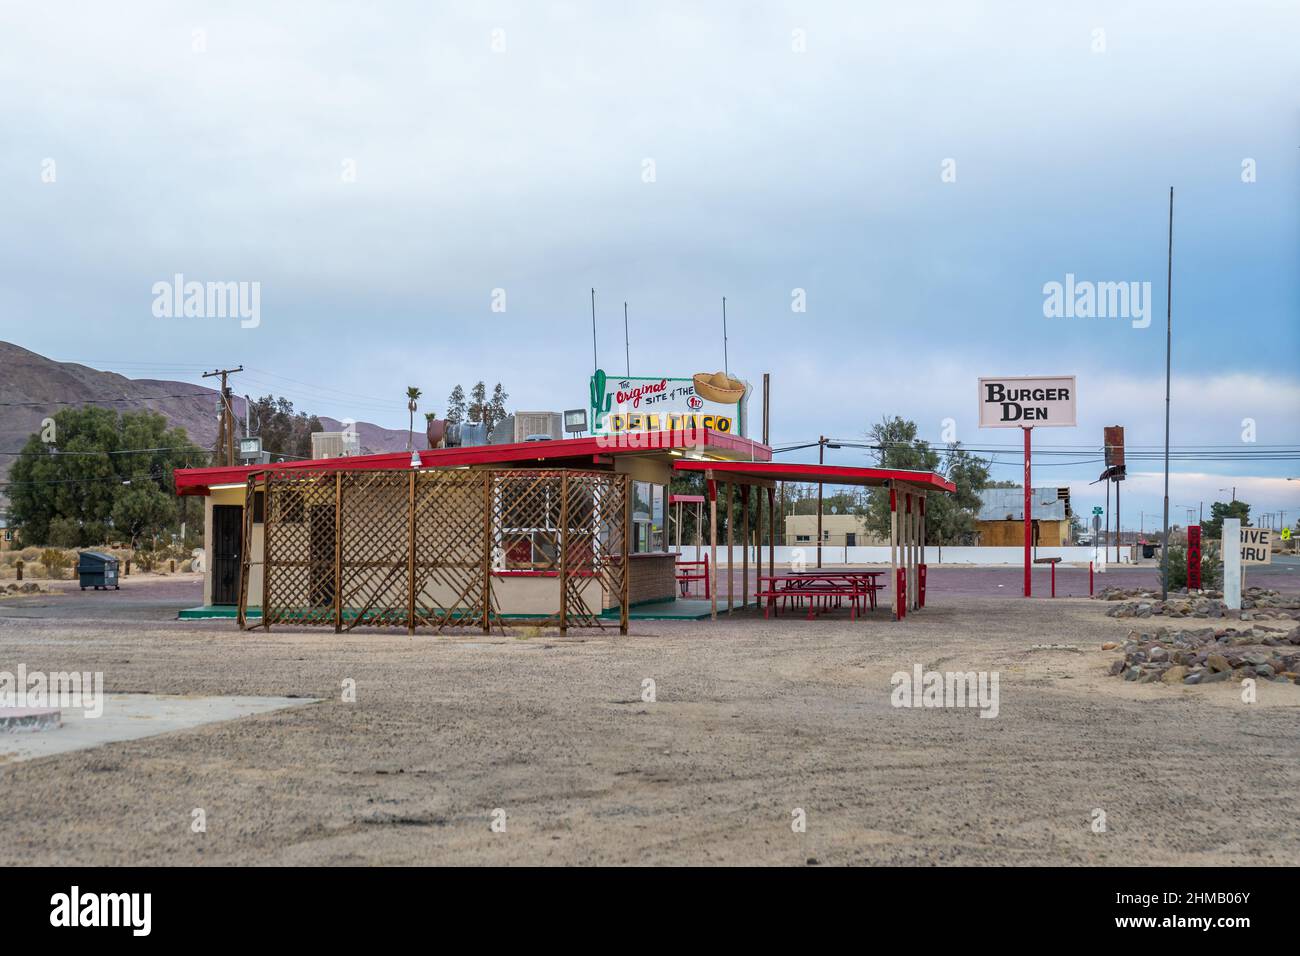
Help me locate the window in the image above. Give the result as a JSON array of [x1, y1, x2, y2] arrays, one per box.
[[632, 481, 666, 553], [795, 534, 811, 542], [272, 489, 304, 523]]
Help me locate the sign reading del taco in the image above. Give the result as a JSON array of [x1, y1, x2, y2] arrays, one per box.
[[978, 375, 1077, 428], [590, 368, 749, 436]]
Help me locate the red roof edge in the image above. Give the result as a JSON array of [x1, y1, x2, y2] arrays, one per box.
[[174, 428, 771, 496]]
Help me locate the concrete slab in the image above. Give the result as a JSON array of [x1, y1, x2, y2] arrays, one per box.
[[0, 708, 62, 733], [0, 694, 317, 764]]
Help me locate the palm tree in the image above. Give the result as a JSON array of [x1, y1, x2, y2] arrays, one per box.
[[405, 387, 422, 451]]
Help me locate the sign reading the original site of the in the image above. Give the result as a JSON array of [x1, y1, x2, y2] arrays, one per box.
[[978, 375, 1077, 428], [589, 369, 747, 436]]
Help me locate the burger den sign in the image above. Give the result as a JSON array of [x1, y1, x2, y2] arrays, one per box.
[[978, 376, 1077, 428]]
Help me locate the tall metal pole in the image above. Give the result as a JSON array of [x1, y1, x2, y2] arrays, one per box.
[[590, 288, 598, 376], [623, 301, 630, 376], [761, 372, 770, 446], [1023, 426, 1032, 597], [1161, 187, 1173, 600], [817, 436, 825, 569], [1115, 478, 1121, 565], [721, 296, 729, 375]]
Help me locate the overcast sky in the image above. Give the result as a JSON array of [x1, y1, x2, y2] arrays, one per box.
[[1, 1, 1297, 528]]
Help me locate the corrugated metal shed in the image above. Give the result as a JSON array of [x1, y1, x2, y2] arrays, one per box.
[[977, 487, 1070, 521]]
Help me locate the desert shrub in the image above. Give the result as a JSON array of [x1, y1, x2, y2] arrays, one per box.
[[180, 559, 193, 573], [19, 547, 42, 563], [40, 549, 72, 580], [1160, 543, 1222, 591], [134, 550, 156, 572]]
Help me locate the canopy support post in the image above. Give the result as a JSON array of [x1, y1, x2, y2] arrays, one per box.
[[726, 482, 735, 613], [741, 485, 750, 611], [708, 476, 718, 620]]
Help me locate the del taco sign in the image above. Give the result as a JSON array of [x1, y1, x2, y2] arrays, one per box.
[[589, 369, 750, 436], [978, 375, 1077, 428]]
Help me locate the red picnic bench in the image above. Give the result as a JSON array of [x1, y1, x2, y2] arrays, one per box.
[[755, 571, 884, 620], [675, 554, 710, 599]]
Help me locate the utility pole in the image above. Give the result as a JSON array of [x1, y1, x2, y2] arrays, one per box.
[[1160, 186, 1173, 600], [203, 366, 243, 467]]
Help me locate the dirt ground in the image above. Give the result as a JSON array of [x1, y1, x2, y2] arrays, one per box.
[[1, 580, 1297, 866]]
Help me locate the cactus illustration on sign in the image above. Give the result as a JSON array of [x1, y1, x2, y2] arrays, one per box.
[[590, 369, 611, 421]]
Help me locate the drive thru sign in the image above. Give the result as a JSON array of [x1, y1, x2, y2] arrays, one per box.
[[978, 376, 1078, 598]]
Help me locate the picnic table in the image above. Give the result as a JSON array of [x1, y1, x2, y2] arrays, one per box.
[[756, 570, 885, 619]]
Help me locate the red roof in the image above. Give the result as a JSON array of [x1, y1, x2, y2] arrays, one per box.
[[174, 429, 770, 496], [671, 460, 957, 493]]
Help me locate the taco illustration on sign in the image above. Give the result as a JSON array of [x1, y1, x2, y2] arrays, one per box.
[[692, 371, 746, 405]]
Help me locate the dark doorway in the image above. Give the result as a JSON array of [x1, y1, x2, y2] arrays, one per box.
[[212, 505, 243, 605], [308, 504, 335, 608], [846, 533, 857, 547]]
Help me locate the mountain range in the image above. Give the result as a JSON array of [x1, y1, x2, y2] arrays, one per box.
[[0, 341, 416, 503]]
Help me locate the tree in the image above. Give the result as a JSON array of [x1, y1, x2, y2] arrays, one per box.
[[446, 385, 466, 425], [856, 416, 990, 546], [468, 381, 488, 424], [405, 386, 422, 451], [1202, 500, 1251, 539], [245, 395, 322, 460], [7, 407, 205, 547], [111, 484, 175, 549], [486, 383, 509, 435]]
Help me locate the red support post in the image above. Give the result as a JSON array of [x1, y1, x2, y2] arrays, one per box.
[[1050, 561, 1056, 598], [1023, 426, 1032, 597], [895, 567, 906, 620], [1089, 561, 1094, 596], [918, 563, 926, 608]]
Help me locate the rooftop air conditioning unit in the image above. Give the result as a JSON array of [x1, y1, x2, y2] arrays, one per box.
[[489, 412, 562, 445], [311, 430, 361, 460]]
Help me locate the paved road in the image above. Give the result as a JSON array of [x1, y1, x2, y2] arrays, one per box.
[[692, 561, 1300, 602], [0, 575, 204, 622], [5, 561, 1296, 624]]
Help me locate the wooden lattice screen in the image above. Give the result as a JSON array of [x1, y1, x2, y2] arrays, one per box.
[[238, 468, 629, 634]]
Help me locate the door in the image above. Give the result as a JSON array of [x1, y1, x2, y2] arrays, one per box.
[[212, 505, 243, 605], [846, 533, 857, 547], [308, 504, 335, 608]]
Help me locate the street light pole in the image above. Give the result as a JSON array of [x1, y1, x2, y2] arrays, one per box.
[[817, 436, 825, 569]]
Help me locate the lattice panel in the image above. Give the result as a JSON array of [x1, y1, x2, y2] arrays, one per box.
[[413, 469, 488, 629], [262, 470, 337, 626], [563, 472, 628, 630], [240, 467, 629, 633], [339, 471, 411, 630]]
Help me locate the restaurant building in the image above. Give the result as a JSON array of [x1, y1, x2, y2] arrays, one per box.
[[174, 371, 955, 630]]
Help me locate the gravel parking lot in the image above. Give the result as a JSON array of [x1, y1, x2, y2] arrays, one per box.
[[1, 575, 1296, 866]]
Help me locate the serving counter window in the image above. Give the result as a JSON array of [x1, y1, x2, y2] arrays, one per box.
[[632, 480, 666, 553]]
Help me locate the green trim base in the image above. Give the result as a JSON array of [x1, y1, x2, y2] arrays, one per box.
[[177, 599, 748, 623]]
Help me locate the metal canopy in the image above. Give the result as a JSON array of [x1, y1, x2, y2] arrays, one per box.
[[671, 460, 956, 493]]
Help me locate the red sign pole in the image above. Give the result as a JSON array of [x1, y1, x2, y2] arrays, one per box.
[[1023, 426, 1032, 597], [1187, 524, 1202, 590]]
